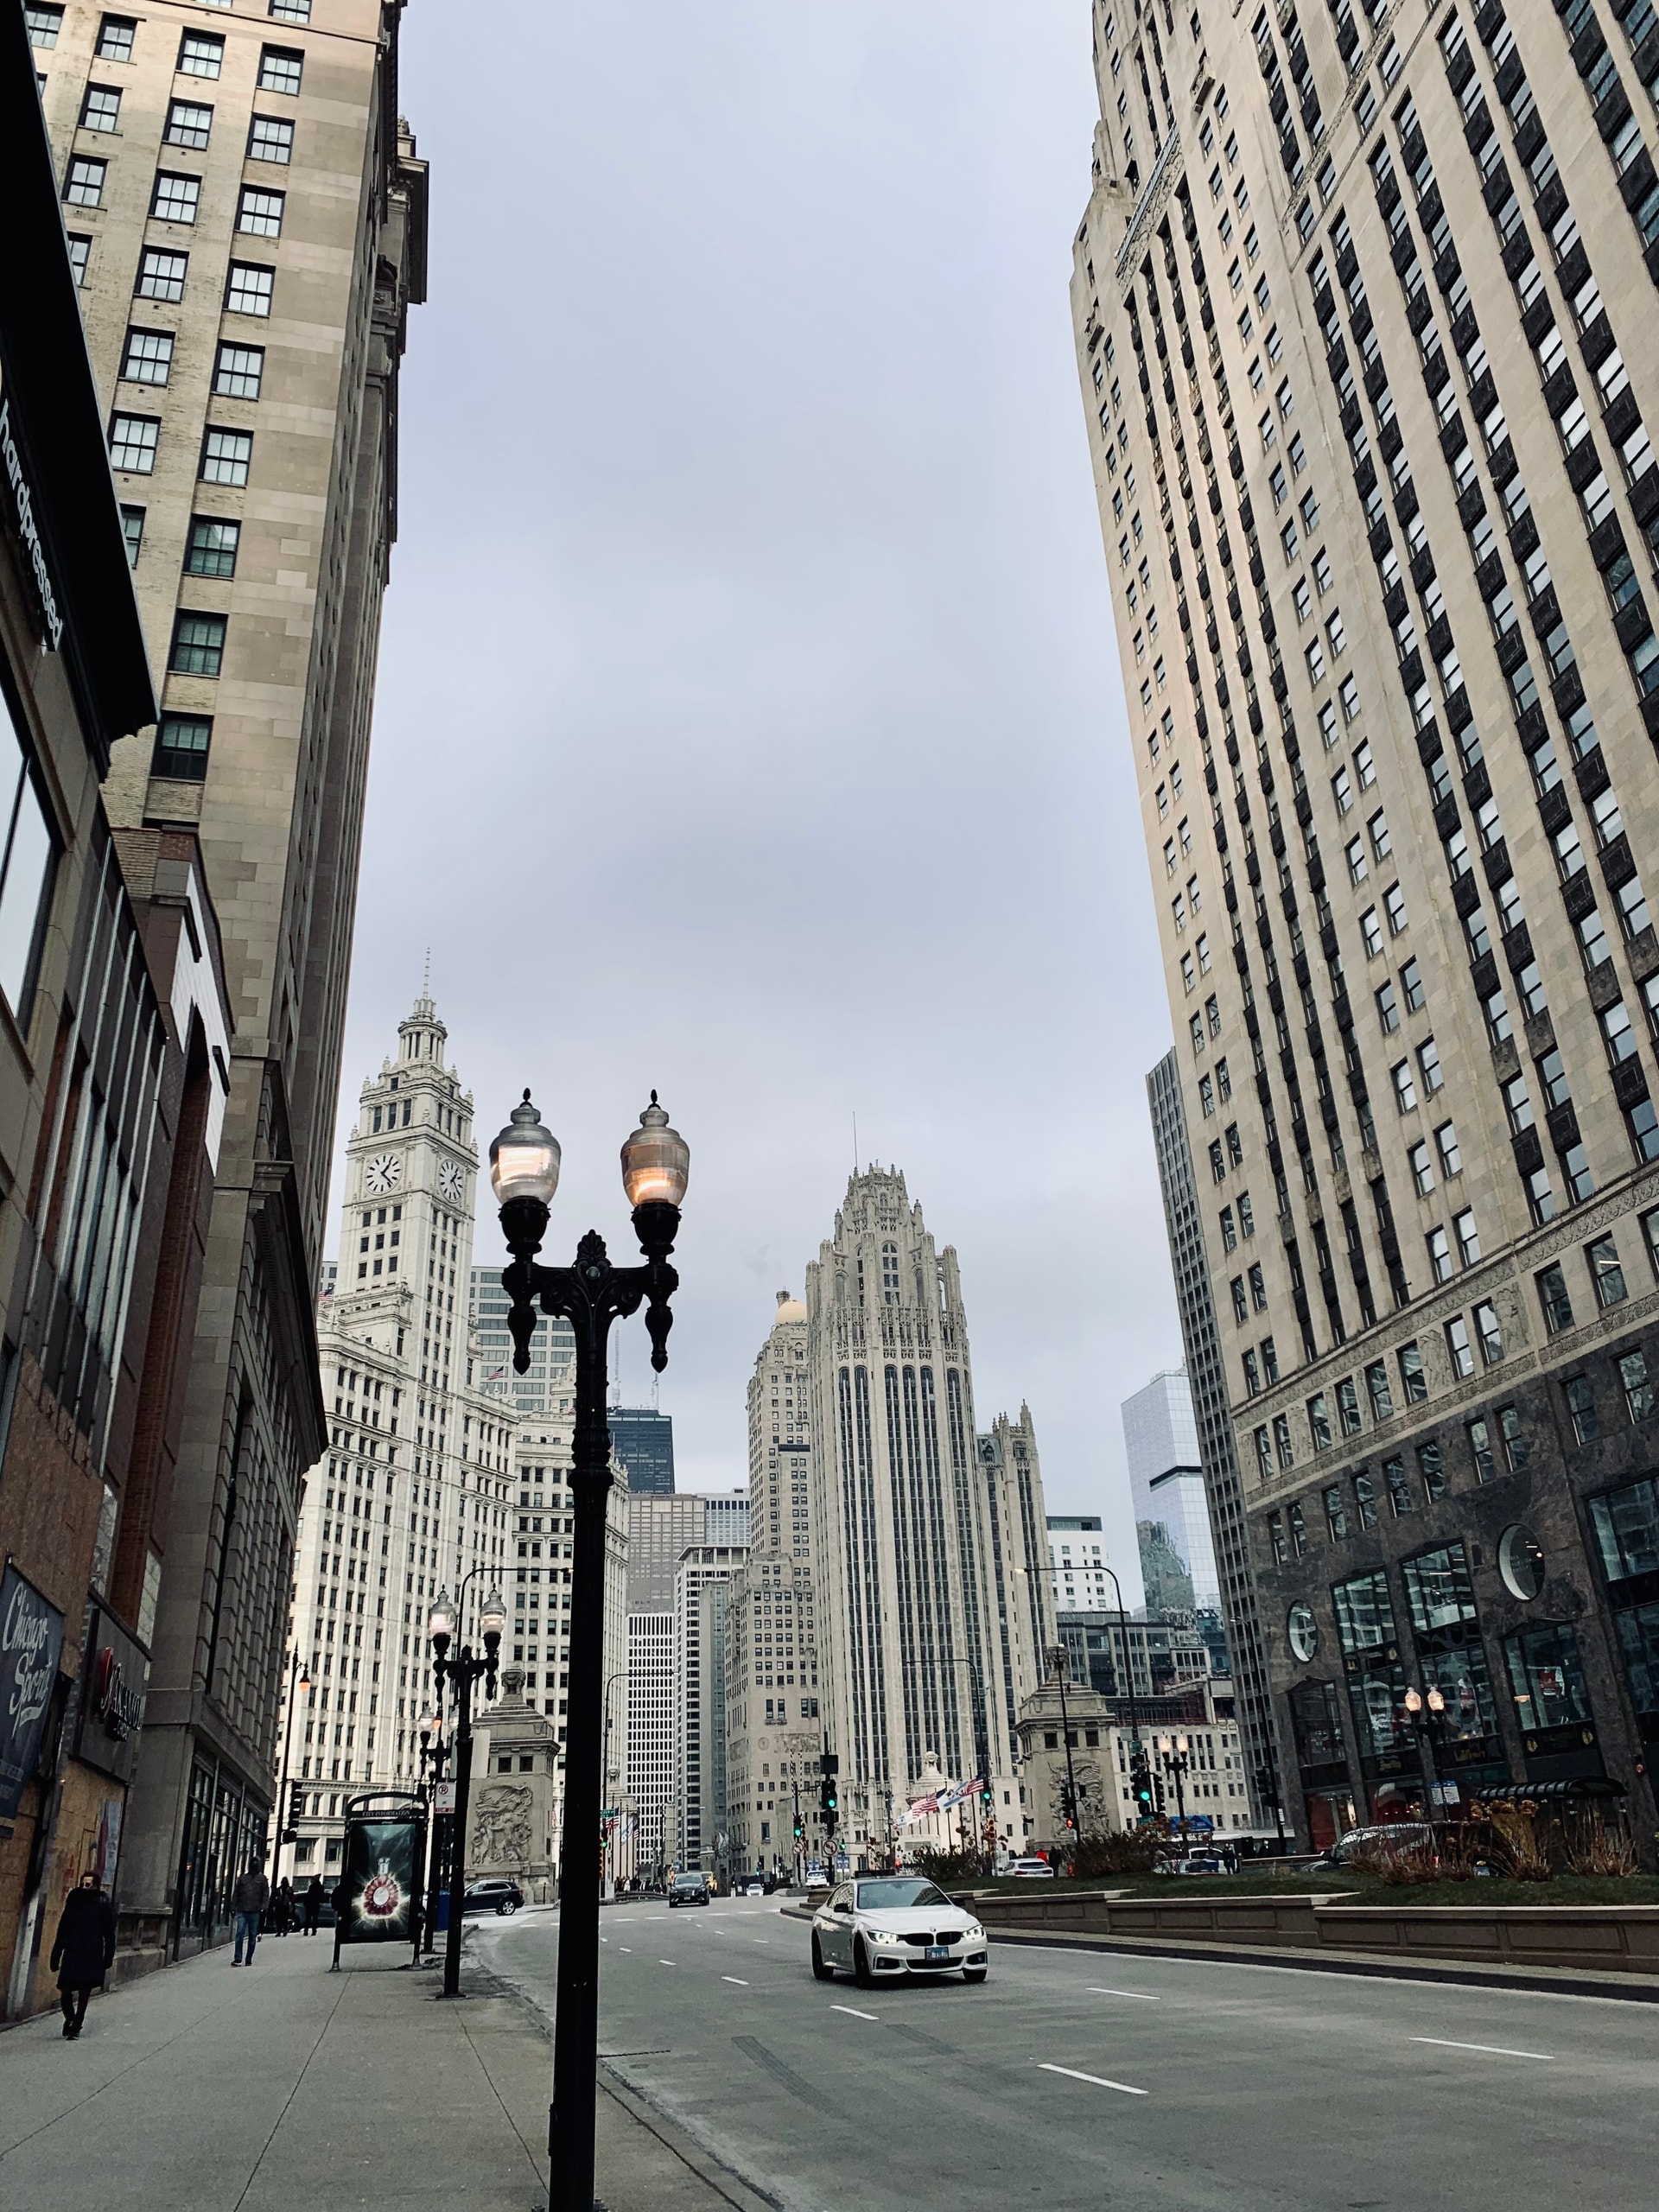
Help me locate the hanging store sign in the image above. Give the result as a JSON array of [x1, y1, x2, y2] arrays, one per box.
[[73, 1607, 149, 1783], [0, 1563, 65, 1820], [0, 388, 65, 653]]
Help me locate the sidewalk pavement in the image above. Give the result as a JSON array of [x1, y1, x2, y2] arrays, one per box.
[[0, 1925, 743, 2211]]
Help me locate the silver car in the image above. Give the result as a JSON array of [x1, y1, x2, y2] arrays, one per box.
[[811, 1876, 988, 1986]]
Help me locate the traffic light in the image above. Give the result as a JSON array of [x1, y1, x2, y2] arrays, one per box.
[[793, 1812, 804, 1842], [819, 1775, 838, 1839], [1130, 1759, 1154, 1821], [283, 1781, 304, 1843]]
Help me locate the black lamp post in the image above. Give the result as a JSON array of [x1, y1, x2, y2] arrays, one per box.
[[1402, 1683, 1447, 1827], [945, 1655, 993, 1872], [427, 1580, 506, 1997], [492, 1086, 687, 2212], [1156, 1734, 1192, 1840], [271, 1648, 312, 1884], [416, 1707, 450, 1961]]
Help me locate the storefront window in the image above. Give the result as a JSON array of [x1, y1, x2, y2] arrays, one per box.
[[1503, 1622, 1592, 1733], [1402, 1541, 1477, 1635], [0, 691, 57, 1020], [1611, 1601, 1659, 1726], [1288, 1679, 1345, 1767]]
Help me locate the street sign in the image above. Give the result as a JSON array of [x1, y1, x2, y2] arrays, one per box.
[[434, 1781, 457, 1815]]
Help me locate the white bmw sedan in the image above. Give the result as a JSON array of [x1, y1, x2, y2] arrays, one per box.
[[811, 1876, 989, 1986]]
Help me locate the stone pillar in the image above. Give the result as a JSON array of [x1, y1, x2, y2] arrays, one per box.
[[467, 1669, 559, 1902]]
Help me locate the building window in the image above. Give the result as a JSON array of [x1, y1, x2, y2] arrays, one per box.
[[1273, 1413, 1294, 1468], [1307, 1393, 1332, 1451], [27, 4, 64, 45], [226, 262, 275, 318], [1427, 1225, 1452, 1284], [1392, 1058, 1416, 1112], [151, 714, 213, 781], [1397, 1340, 1427, 1403], [1587, 1236, 1628, 1310], [213, 342, 264, 400], [119, 505, 144, 566], [1445, 1315, 1475, 1380], [1324, 1484, 1348, 1539], [0, 702, 57, 1020], [151, 171, 202, 225], [109, 413, 159, 474], [67, 234, 92, 287], [1563, 1373, 1599, 1446], [1619, 1348, 1654, 1423], [185, 517, 239, 578], [97, 14, 137, 60], [237, 185, 285, 238], [1536, 1262, 1574, 1336], [200, 427, 253, 485], [1419, 1439, 1446, 1500], [1365, 1361, 1392, 1423], [269, 0, 312, 18], [178, 30, 225, 77], [79, 82, 122, 130], [1453, 1210, 1479, 1269], [64, 157, 107, 208], [258, 45, 304, 93], [1254, 1425, 1272, 1480], [249, 114, 296, 163], [164, 99, 213, 149], [1383, 1456, 1413, 1515], [137, 248, 188, 302], [1471, 1300, 1503, 1366], [120, 327, 175, 386], [1496, 1403, 1526, 1473], [169, 613, 226, 678]]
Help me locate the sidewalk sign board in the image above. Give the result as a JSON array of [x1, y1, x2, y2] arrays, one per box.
[[332, 1791, 426, 1968]]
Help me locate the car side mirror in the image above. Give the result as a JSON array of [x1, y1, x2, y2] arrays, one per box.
[[834, 1900, 851, 1915]]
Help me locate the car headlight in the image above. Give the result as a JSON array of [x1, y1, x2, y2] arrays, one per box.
[[866, 1926, 905, 1946], [963, 1923, 983, 1942]]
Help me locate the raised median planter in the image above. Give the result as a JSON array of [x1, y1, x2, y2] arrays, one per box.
[[968, 1886, 1659, 1976], [1314, 1904, 1659, 1974]]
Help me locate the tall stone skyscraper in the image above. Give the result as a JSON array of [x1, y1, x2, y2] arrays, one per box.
[[804, 1171, 1049, 1849], [33, 7, 425, 1929], [278, 995, 514, 1883], [1073, 2, 1659, 1847]]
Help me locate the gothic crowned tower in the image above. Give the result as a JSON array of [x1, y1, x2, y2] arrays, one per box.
[[276, 995, 516, 1884]]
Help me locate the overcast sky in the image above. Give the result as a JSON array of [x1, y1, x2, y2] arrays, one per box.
[[332, 1, 1180, 1599]]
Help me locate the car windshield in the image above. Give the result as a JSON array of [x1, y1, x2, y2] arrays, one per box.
[[673, 1876, 702, 1889], [853, 1878, 950, 1911]]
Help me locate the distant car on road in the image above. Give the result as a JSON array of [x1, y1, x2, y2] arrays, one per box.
[[462, 1878, 524, 1916], [804, 1862, 830, 1891], [1002, 1856, 1056, 1879], [1311, 1822, 1434, 1871], [668, 1872, 710, 1908], [1171, 1853, 1225, 1876], [812, 1876, 988, 1986], [737, 1876, 766, 1897]]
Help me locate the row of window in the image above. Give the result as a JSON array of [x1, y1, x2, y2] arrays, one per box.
[[66, 156, 287, 239], [29, 10, 308, 90], [110, 415, 252, 483], [75, 82, 296, 168], [119, 330, 264, 398]]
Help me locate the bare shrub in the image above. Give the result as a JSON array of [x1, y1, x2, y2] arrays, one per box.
[[1562, 1812, 1638, 1878]]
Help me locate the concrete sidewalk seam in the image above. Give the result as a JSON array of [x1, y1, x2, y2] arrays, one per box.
[[226, 1965, 352, 2212], [456, 1996, 550, 2201], [985, 1925, 1659, 2002]]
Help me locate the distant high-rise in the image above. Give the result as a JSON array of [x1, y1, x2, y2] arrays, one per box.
[[1046, 1515, 1115, 1612], [804, 1169, 1049, 1849], [1073, 0, 1659, 1847], [1122, 1370, 1223, 1617], [609, 1407, 675, 1495]]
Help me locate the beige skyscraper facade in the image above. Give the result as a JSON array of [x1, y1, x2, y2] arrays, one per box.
[[1073, 0, 1659, 1848], [803, 1170, 1051, 1850], [31, 3, 424, 1932]]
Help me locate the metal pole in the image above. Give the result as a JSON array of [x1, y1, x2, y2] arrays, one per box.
[[548, 1295, 611, 2212], [442, 1665, 474, 1999], [270, 1649, 300, 1884], [1052, 1648, 1080, 1856]]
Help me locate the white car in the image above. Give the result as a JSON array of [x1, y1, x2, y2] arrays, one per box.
[[1002, 1856, 1056, 1879], [811, 1877, 988, 1986]]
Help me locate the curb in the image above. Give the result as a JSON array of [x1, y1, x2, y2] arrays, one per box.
[[979, 1921, 1659, 2001]]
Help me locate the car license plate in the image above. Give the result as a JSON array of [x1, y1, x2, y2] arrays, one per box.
[[925, 1943, 950, 1961]]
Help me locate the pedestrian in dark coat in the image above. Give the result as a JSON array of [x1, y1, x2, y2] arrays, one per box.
[[271, 1878, 294, 1936], [302, 1876, 324, 1935], [50, 1872, 117, 2039]]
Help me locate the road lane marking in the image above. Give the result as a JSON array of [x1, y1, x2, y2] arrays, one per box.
[[1413, 2037, 1554, 2061], [1087, 1987, 1160, 2001], [658, 1959, 676, 1967], [722, 1976, 750, 1986], [831, 2004, 879, 2021], [1039, 2063, 1147, 2097], [619, 1947, 632, 1953]]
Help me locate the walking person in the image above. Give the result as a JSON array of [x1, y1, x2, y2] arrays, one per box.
[[50, 1871, 117, 2039], [232, 1861, 269, 1965], [302, 1875, 324, 1936], [271, 1878, 294, 1937]]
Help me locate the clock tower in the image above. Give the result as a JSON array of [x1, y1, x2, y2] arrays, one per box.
[[277, 992, 518, 1868]]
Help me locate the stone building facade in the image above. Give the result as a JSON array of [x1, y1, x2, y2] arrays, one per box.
[[32, 0, 427, 1942], [1072, 0, 1659, 1848]]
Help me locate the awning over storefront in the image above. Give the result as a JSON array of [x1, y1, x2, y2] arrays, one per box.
[[1466, 1777, 1626, 1802]]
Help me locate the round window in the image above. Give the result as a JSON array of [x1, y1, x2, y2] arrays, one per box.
[[1497, 1524, 1546, 1601], [1287, 1601, 1319, 1662]]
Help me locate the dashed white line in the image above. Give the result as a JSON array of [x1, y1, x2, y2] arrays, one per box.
[[831, 2003, 879, 2021], [1039, 2063, 1147, 2097], [722, 1976, 750, 1986], [619, 1947, 632, 1954], [1413, 2037, 1555, 2062], [1086, 1987, 1160, 2001], [658, 1959, 676, 1967]]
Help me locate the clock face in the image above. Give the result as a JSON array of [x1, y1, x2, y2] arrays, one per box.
[[364, 1152, 402, 1195], [437, 1158, 463, 1203]]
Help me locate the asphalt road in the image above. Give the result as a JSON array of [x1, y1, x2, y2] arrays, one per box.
[[473, 1896, 1659, 2212]]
